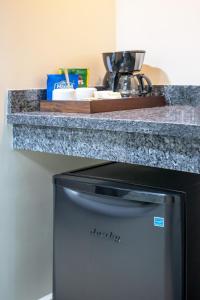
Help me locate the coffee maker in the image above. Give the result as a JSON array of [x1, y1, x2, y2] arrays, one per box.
[[102, 51, 152, 97]]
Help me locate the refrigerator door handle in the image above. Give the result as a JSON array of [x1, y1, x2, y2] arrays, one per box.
[[62, 186, 159, 217]]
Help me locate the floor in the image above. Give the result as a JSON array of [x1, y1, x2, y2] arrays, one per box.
[[38, 294, 52, 300]]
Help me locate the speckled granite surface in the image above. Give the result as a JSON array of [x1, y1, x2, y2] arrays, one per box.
[[8, 89, 46, 113], [7, 106, 200, 139], [152, 85, 200, 106], [7, 86, 200, 174], [12, 124, 200, 173]]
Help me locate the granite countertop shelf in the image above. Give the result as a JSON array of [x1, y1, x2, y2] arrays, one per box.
[[7, 87, 200, 174]]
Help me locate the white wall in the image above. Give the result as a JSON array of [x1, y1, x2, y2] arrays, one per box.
[[116, 0, 200, 84], [0, 1, 115, 300]]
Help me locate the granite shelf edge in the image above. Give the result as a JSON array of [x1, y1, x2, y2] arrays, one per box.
[[12, 124, 200, 174], [7, 108, 200, 139]]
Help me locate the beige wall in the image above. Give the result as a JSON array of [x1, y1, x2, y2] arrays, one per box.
[[116, 0, 200, 85], [0, 1, 116, 300]]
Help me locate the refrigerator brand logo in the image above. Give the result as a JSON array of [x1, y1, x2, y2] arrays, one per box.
[[154, 217, 165, 228], [89, 228, 121, 243]]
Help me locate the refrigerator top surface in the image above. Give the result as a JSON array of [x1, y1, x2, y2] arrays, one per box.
[[56, 163, 200, 193]]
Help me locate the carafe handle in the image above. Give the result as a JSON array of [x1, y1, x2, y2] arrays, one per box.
[[137, 74, 152, 96]]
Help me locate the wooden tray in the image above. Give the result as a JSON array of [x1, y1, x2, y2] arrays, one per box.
[[40, 96, 166, 114]]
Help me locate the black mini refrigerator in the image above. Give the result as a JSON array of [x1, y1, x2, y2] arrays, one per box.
[[53, 163, 200, 300]]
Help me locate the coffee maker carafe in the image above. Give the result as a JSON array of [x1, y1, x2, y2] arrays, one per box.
[[103, 51, 152, 97]]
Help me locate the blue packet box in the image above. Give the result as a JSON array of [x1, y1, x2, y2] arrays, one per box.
[[47, 74, 79, 101]]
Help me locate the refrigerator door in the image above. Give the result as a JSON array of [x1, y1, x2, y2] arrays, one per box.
[[53, 178, 184, 300]]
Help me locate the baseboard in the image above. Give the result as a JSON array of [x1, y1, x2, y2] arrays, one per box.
[[38, 293, 52, 300]]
